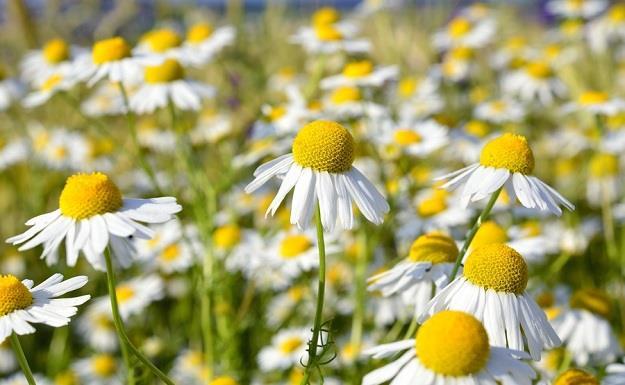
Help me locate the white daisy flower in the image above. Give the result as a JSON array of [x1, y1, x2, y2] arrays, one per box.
[[586, 152, 620, 206], [0, 70, 24, 111], [368, 233, 457, 318], [80, 81, 126, 117], [77, 301, 118, 352], [0, 273, 90, 343], [290, 22, 371, 54], [245, 120, 389, 231], [605, 360, 625, 385], [438, 46, 476, 82], [32, 128, 90, 171], [551, 288, 622, 365], [420, 243, 561, 360], [78, 37, 144, 87], [73, 353, 122, 385], [129, 59, 215, 114], [474, 99, 526, 124], [20, 38, 85, 86], [546, 0, 608, 19], [363, 310, 536, 385], [433, 16, 496, 50], [320, 60, 398, 90], [321, 87, 388, 120], [232, 136, 291, 169], [6, 172, 182, 271], [0, 138, 29, 171], [21, 73, 74, 108], [256, 85, 313, 137], [587, 4, 625, 52], [214, 223, 266, 273], [136, 119, 177, 153], [133, 28, 197, 66], [266, 285, 312, 327], [562, 91, 625, 116], [0, 341, 17, 373], [180, 23, 236, 67], [437, 133, 574, 215], [257, 328, 310, 372], [135, 219, 199, 274], [379, 119, 449, 158], [502, 61, 567, 105], [190, 109, 232, 145], [94, 274, 164, 321]]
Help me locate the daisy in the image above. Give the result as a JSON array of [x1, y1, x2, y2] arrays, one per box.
[[502, 61, 567, 105], [546, 0, 608, 19], [80, 81, 126, 117], [257, 327, 310, 372], [0, 72, 24, 111], [586, 152, 620, 206], [255, 85, 313, 137], [0, 138, 29, 171], [437, 133, 574, 215], [289, 23, 371, 54], [587, 4, 625, 52], [77, 300, 118, 352], [563, 91, 625, 116], [190, 108, 232, 145], [135, 219, 199, 274], [6, 172, 182, 271], [439, 46, 475, 82], [94, 274, 164, 320], [420, 243, 561, 360], [320, 60, 398, 90], [0, 273, 90, 343], [21, 73, 74, 108], [266, 285, 312, 327], [0, 340, 17, 373], [20, 38, 84, 86], [605, 360, 625, 385], [379, 119, 449, 158], [432, 16, 496, 50], [321, 86, 388, 120], [133, 28, 195, 65], [553, 369, 600, 385], [363, 310, 536, 385], [129, 59, 215, 114], [180, 23, 235, 67], [551, 288, 622, 365], [73, 353, 122, 385], [367, 232, 457, 318], [244, 120, 389, 231], [32, 128, 90, 171], [170, 349, 211, 385], [78, 37, 143, 87], [474, 99, 526, 124]]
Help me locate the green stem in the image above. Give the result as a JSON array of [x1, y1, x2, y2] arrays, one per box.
[[10, 333, 36, 385], [301, 205, 328, 385], [449, 187, 503, 281], [601, 180, 618, 261], [350, 230, 368, 348], [104, 249, 176, 385], [117, 82, 163, 195]]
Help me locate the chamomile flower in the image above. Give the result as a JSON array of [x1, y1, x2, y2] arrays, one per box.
[[130, 59, 215, 114], [245, 120, 389, 231], [605, 360, 625, 385], [474, 99, 526, 124], [380, 119, 449, 158], [133, 28, 191, 64], [180, 23, 236, 67], [553, 369, 600, 385], [256, 85, 312, 136], [21, 38, 84, 86], [546, 0, 608, 19], [108, 274, 164, 320], [502, 61, 567, 105], [170, 349, 211, 385], [266, 285, 312, 327], [190, 108, 233, 145], [73, 353, 122, 385], [22, 73, 73, 108], [420, 243, 561, 360], [321, 86, 388, 120], [563, 91, 625, 116], [136, 219, 199, 274], [363, 310, 536, 385], [77, 301, 118, 352], [0, 138, 29, 171], [0, 341, 16, 373], [0, 71, 24, 111], [32, 128, 90, 171], [367, 233, 457, 318], [586, 152, 620, 206], [0, 273, 90, 343], [587, 4, 625, 52], [290, 10, 370, 54], [551, 288, 622, 365], [258, 327, 310, 372], [439, 46, 476, 82], [320, 60, 398, 90], [438, 133, 574, 215], [432, 16, 496, 50], [78, 37, 143, 87], [7, 172, 182, 271], [81, 81, 126, 117]]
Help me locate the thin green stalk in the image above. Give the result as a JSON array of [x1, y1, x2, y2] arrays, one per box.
[[10, 333, 36, 385], [601, 180, 618, 261], [104, 249, 176, 385], [301, 205, 328, 385], [449, 187, 503, 281], [117, 82, 163, 195], [350, 230, 368, 348]]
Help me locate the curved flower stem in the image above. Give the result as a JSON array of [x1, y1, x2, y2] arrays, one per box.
[[117, 82, 163, 195], [10, 333, 36, 385], [449, 187, 503, 281], [104, 249, 176, 385], [301, 205, 328, 385]]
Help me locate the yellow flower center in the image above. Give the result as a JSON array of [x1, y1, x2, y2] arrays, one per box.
[[342, 60, 374, 78], [287, 285, 307, 301], [561, 19, 583, 35], [292, 120, 355, 173], [59, 172, 123, 220], [213, 224, 241, 249], [41, 74, 62, 91], [92, 354, 116, 377], [54, 371, 79, 385], [578, 91, 609, 106], [142, 29, 182, 52], [479, 133, 535, 174], [329, 86, 361, 104], [53, 146, 67, 160], [279, 234, 312, 259], [553, 369, 599, 385], [567, 0, 584, 10], [416, 310, 490, 376], [312, 7, 340, 26], [161, 244, 181, 261], [314, 24, 343, 41], [464, 243, 528, 294], [589, 152, 619, 178], [465, 120, 490, 137], [408, 233, 458, 264], [210, 376, 239, 385], [525, 61, 553, 79], [448, 18, 472, 38], [521, 220, 542, 237], [187, 23, 214, 43], [448, 46, 474, 60], [279, 336, 304, 354], [116, 285, 135, 304], [0, 275, 33, 316], [144, 59, 184, 84], [268, 105, 286, 122], [393, 129, 422, 146], [43, 38, 70, 63], [398, 77, 417, 98], [470, 221, 508, 249], [609, 5, 625, 22], [417, 190, 448, 217], [92, 37, 131, 64], [570, 288, 612, 319]]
